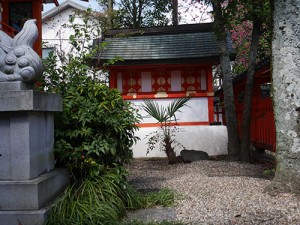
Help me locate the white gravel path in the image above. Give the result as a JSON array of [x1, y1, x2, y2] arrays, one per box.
[[126, 159, 300, 225]]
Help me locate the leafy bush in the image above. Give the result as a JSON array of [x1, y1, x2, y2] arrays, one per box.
[[42, 51, 141, 180], [40, 11, 141, 180], [53, 77, 140, 180]]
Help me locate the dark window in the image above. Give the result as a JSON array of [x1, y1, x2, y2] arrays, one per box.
[[9, 2, 32, 32], [238, 92, 244, 103], [260, 83, 271, 98]]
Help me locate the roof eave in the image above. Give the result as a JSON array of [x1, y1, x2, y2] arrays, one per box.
[[92, 56, 221, 68], [42, 0, 88, 21]]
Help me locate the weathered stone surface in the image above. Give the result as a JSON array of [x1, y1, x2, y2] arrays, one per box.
[[0, 90, 62, 112], [0, 111, 56, 180], [180, 150, 209, 163], [0, 20, 67, 225], [0, 81, 34, 91], [0, 90, 62, 180], [0, 20, 43, 83], [0, 169, 69, 210], [0, 208, 50, 225], [267, 0, 300, 194]]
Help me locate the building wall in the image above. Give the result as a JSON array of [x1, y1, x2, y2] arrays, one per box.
[[43, 8, 78, 55], [130, 97, 228, 157], [217, 62, 275, 152], [110, 64, 228, 157], [42, 6, 99, 59], [133, 126, 228, 158], [130, 97, 209, 125]]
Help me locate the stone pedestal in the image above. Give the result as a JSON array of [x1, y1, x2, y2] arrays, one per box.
[[0, 82, 70, 225]]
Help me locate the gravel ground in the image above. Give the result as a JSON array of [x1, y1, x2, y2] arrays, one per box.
[[126, 159, 300, 225]]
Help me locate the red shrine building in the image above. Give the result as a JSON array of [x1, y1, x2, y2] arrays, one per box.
[[217, 59, 276, 154], [97, 23, 230, 157]]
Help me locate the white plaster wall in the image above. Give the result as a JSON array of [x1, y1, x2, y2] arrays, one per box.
[[43, 8, 77, 52], [130, 97, 209, 123], [42, 8, 99, 57], [132, 125, 228, 158], [128, 98, 228, 158]]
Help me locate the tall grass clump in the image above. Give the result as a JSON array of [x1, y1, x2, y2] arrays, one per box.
[[144, 188, 175, 207], [46, 167, 144, 225]]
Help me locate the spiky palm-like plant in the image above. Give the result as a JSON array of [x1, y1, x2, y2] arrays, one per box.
[[141, 98, 190, 164]]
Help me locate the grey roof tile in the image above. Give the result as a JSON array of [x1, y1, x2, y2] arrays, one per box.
[[94, 23, 234, 65]]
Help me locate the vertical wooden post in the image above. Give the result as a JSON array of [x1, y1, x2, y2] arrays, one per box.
[[33, 0, 43, 56], [207, 66, 214, 123], [172, 0, 178, 25], [109, 69, 117, 88]]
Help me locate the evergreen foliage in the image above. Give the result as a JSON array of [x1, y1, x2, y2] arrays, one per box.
[[40, 10, 141, 180]]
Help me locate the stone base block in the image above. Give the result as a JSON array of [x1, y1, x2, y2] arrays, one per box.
[[0, 208, 50, 225], [0, 81, 34, 91], [0, 90, 62, 180], [0, 169, 69, 211]]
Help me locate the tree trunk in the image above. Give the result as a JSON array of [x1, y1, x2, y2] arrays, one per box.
[[172, 0, 178, 25], [108, 0, 113, 28], [267, 0, 300, 195], [240, 5, 261, 162], [212, 0, 240, 160], [164, 135, 178, 164]]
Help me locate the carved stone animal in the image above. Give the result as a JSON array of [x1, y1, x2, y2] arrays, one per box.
[[0, 19, 43, 83]]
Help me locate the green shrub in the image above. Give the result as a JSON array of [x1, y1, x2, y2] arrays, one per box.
[[53, 79, 141, 180], [46, 167, 144, 225], [40, 11, 141, 180]]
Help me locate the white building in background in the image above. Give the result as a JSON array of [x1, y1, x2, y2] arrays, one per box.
[[42, 0, 101, 59]]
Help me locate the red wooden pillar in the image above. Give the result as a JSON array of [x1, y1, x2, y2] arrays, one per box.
[[207, 66, 214, 123], [1, 0, 43, 56], [109, 69, 117, 89], [34, 0, 43, 57]]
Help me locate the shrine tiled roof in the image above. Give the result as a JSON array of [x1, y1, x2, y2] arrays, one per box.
[[93, 23, 234, 66]]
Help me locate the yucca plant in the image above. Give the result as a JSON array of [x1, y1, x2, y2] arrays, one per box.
[[141, 98, 190, 164]]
